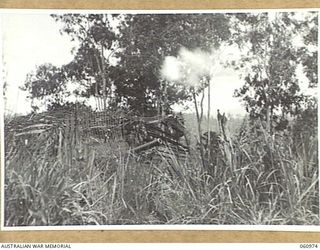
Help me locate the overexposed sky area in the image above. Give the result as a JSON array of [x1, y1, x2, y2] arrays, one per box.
[[1, 12, 315, 117], [1, 13, 76, 114], [1, 12, 247, 117]]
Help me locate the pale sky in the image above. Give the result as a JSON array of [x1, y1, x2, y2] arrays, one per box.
[[1, 12, 315, 117], [1, 13, 76, 114]]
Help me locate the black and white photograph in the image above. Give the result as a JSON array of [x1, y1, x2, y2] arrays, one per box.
[[1, 10, 319, 228]]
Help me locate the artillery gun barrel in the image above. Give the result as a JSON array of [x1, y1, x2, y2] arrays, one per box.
[[130, 138, 162, 153]]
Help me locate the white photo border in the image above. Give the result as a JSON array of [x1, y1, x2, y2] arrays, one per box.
[[1, 7, 319, 232]]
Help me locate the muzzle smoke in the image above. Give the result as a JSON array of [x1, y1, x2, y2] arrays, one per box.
[[160, 47, 214, 88]]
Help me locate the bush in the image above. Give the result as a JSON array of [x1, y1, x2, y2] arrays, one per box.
[[4, 114, 319, 226]]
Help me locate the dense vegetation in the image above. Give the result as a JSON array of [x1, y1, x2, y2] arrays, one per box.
[[4, 111, 318, 225], [4, 11, 319, 226]]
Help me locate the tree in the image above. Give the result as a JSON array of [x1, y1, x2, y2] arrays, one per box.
[[297, 12, 318, 88], [232, 12, 316, 133], [22, 63, 68, 112], [51, 14, 119, 110], [114, 13, 231, 115], [24, 13, 232, 115], [23, 14, 120, 112]]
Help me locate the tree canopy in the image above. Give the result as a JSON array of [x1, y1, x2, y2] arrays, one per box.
[[231, 12, 317, 132], [23, 13, 231, 114], [22, 12, 317, 123]]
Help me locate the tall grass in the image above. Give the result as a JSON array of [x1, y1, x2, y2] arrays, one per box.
[[4, 117, 319, 226]]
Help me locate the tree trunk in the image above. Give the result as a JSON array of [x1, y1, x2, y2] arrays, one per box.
[[192, 90, 206, 172], [93, 48, 107, 111], [266, 105, 270, 134], [100, 45, 108, 110], [207, 80, 211, 164]]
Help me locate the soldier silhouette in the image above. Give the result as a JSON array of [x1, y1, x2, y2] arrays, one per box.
[[217, 109, 228, 140], [217, 109, 223, 133]]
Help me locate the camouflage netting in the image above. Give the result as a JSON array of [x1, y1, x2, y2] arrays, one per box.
[[4, 109, 188, 158]]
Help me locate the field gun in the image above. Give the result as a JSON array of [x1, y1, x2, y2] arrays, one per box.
[[120, 113, 189, 154], [5, 109, 189, 159]]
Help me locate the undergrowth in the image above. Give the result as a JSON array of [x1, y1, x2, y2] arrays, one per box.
[[4, 117, 319, 226]]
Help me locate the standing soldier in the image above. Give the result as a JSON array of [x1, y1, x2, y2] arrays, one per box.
[[221, 112, 228, 141], [217, 109, 223, 133]]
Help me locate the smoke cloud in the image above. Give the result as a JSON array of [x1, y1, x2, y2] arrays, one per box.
[[160, 47, 214, 88], [161, 56, 182, 82]]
